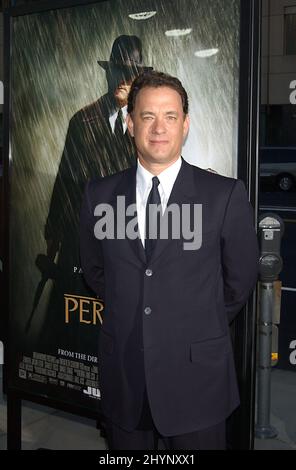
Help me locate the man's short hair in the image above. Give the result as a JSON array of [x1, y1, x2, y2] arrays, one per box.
[[127, 71, 189, 115]]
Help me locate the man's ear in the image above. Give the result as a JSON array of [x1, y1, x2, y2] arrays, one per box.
[[183, 114, 190, 139], [126, 114, 134, 137]]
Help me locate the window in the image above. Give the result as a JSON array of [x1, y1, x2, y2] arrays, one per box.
[[284, 6, 296, 55]]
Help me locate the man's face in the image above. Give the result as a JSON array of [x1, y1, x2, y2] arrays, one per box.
[[113, 78, 133, 106], [126, 86, 189, 167], [107, 66, 134, 106]]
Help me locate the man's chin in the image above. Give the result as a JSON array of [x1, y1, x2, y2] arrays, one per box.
[[148, 148, 172, 161], [114, 88, 129, 102]]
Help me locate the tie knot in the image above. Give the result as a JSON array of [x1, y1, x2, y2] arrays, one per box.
[[152, 176, 160, 188]]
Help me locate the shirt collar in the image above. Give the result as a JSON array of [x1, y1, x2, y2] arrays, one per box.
[[158, 157, 182, 201], [136, 157, 182, 203]]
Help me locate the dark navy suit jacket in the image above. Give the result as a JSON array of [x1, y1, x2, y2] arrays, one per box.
[[80, 158, 259, 436]]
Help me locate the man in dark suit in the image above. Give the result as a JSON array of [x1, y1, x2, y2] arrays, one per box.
[[80, 71, 259, 449]]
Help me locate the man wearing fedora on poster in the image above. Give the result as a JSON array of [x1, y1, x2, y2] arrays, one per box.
[[35, 36, 152, 351], [45, 35, 153, 255]]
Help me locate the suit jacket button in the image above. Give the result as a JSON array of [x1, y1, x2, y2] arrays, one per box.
[[145, 269, 153, 277], [144, 307, 152, 315]]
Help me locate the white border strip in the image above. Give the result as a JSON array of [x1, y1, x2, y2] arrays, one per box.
[[260, 206, 296, 213]]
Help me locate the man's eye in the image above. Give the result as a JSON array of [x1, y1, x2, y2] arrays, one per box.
[[167, 116, 177, 120], [143, 116, 153, 121]]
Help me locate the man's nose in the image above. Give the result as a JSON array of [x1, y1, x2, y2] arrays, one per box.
[[151, 117, 166, 134], [117, 75, 133, 86]]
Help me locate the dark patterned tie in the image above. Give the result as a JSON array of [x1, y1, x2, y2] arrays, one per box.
[[145, 176, 161, 261], [114, 108, 124, 138]]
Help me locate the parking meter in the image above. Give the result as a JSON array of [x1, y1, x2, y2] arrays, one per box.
[[256, 213, 284, 439], [258, 213, 284, 282]]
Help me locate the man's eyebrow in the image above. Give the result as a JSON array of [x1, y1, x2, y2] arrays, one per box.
[[140, 110, 179, 116], [140, 111, 155, 116]]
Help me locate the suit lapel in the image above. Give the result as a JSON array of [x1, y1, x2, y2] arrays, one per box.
[[111, 165, 146, 265], [149, 158, 197, 264]]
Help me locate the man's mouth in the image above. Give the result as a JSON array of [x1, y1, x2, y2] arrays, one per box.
[[116, 85, 129, 91]]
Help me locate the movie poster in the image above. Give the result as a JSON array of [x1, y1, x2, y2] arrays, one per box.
[[8, 0, 240, 410]]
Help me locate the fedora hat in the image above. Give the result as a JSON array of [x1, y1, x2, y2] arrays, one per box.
[[98, 35, 153, 72]]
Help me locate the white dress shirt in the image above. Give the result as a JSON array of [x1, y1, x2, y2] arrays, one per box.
[[136, 157, 182, 247], [109, 105, 128, 134]]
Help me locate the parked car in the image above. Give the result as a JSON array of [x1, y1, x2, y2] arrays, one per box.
[[260, 147, 296, 191]]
